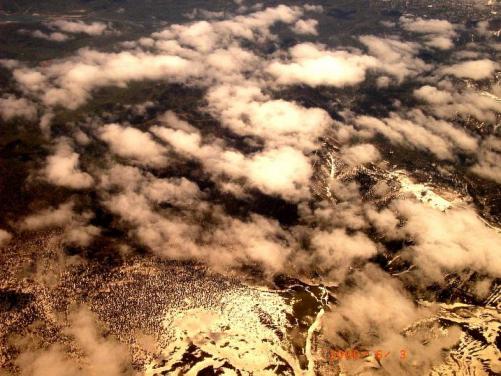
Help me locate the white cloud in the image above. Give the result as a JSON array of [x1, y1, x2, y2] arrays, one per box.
[[153, 121, 313, 201], [4, 3, 498, 295], [323, 267, 422, 348], [393, 199, 501, 279], [205, 46, 260, 76], [353, 110, 478, 159], [13, 49, 202, 109], [414, 85, 453, 104], [322, 266, 460, 374], [48, 20, 109, 36], [267, 43, 379, 87], [31, 30, 70, 42], [209, 214, 293, 272], [471, 136, 501, 183], [425, 35, 454, 50], [310, 228, 378, 280], [13, 69, 47, 92], [98, 164, 294, 272], [5, 5, 308, 109], [100, 164, 202, 208], [414, 84, 501, 123], [355, 114, 453, 160], [409, 109, 478, 153], [40, 112, 54, 137], [340, 143, 381, 166], [19, 202, 75, 231], [185, 8, 225, 20], [0, 229, 12, 247], [98, 124, 167, 167], [7, 5, 436, 115], [16, 307, 132, 376], [64, 225, 101, 247], [44, 139, 94, 189], [19, 201, 100, 247], [152, 114, 313, 201], [304, 4, 323, 13], [0, 95, 37, 121], [400, 16, 455, 35], [400, 16, 456, 50], [246, 146, 312, 199], [359, 35, 430, 82], [441, 59, 498, 80], [143, 177, 202, 206], [153, 4, 304, 50], [16, 346, 80, 376], [291, 19, 319, 35], [168, 21, 219, 53], [206, 84, 332, 151]]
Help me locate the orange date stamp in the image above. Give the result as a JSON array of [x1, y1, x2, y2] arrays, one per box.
[[323, 348, 409, 362]]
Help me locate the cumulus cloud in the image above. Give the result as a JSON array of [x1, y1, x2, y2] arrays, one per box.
[[2, 11, 501, 376], [12, 68, 48, 93], [2, 5, 500, 375], [152, 4, 303, 51], [0, 229, 12, 247], [153, 122, 313, 200], [152, 111, 314, 201], [353, 110, 477, 160], [310, 228, 378, 280], [44, 138, 94, 189], [359, 35, 430, 82], [323, 267, 423, 348], [209, 214, 294, 272], [414, 85, 453, 104], [400, 16, 456, 50], [64, 225, 101, 248], [100, 164, 202, 208], [246, 146, 312, 199], [19, 202, 76, 231], [14, 6, 291, 107], [301, 182, 369, 231], [12, 50, 202, 109], [400, 16, 455, 35], [4, 5, 315, 109], [185, 8, 225, 20], [206, 84, 332, 151], [16, 346, 80, 376], [19, 201, 100, 247], [16, 307, 132, 376], [323, 266, 460, 375], [267, 43, 379, 87], [303, 4, 323, 13], [425, 35, 455, 50], [205, 46, 260, 77], [48, 20, 109, 36], [31, 30, 70, 42], [4, 4, 440, 116], [0, 95, 37, 121], [441, 59, 499, 80], [98, 124, 167, 167], [392, 199, 501, 279], [65, 308, 132, 374], [340, 143, 381, 166], [40, 112, 54, 137], [291, 19, 319, 35], [471, 136, 501, 183], [103, 190, 191, 250], [409, 109, 478, 153], [414, 83, 501, 123], [98, 164, 295, 272]]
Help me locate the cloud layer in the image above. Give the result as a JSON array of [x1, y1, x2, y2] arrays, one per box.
[[1, 4, 500, 374]]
